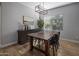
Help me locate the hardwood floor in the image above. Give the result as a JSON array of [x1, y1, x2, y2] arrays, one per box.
[[0, 39, 79, 56]]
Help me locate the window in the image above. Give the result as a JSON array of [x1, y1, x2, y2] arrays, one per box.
[[44, 14, 63, 31]]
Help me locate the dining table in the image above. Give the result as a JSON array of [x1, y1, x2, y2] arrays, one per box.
[[27, 30, 58, 56]]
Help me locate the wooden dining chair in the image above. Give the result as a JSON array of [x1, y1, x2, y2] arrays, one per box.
[[49, 32, 60, 56]]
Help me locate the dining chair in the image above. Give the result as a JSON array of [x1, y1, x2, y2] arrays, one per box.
[[49, 32, 60, 56]]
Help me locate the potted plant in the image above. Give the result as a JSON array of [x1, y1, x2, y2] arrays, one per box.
[[37, 19, 44, 30]]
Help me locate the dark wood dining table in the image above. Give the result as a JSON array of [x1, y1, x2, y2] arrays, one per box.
[[27, 30, 58, 56]]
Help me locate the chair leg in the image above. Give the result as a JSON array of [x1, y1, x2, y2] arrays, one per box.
[[55, 45, 57, 56], [52, 45, 58, 56], [52, 45, 55, 56], [55, 43, 59, 56]]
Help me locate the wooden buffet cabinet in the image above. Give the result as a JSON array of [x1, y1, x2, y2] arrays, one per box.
[[18, 29, 41, 45]]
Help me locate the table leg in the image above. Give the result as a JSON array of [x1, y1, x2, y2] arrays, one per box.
[[30, 37, 33, 51], [44, 40, 49, 56]]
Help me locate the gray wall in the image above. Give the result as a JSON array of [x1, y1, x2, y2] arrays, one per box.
[[0, 4, 1, 45], [1, 2, 79, 46], [45, 3, 79, 41], [1, 2, 39, 45]]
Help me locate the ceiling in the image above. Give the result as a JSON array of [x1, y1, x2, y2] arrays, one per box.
[[20, 2, 73, 10]]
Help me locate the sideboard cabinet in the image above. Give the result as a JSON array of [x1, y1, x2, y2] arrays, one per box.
[[18, 29, 42, 44]]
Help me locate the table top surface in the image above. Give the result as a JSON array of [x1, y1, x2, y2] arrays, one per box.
[[27, 30, 58, 40]]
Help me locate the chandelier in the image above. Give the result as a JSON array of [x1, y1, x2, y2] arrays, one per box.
[[35, 2, 48, 15]]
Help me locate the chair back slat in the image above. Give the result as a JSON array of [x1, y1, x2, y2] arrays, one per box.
[[49, 32, 60, 44]]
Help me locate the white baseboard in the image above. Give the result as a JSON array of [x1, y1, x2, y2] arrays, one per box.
[[0, 41, 17, 48], [62, 38, 79, 44]]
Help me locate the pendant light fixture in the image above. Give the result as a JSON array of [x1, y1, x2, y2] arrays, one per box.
[[35, 2, 48, 15]]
